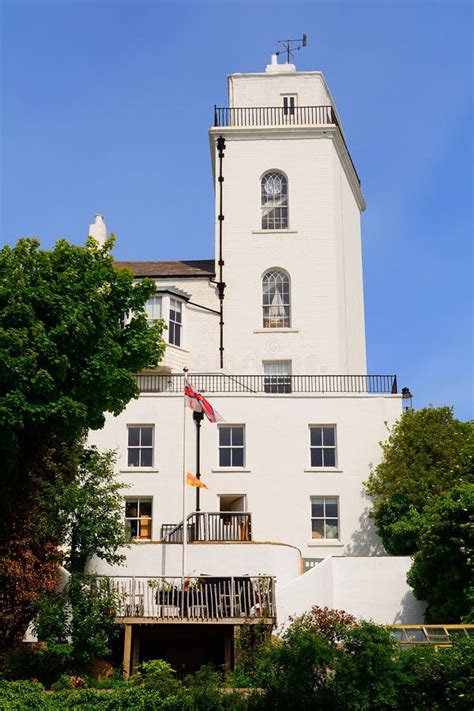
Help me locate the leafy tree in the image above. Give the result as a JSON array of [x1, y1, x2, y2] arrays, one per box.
[[0, 236, 165, 651], [365, 407, 473, 556], [288, 605, 356, 644], [50, 446, 128, 574], [406, 482, 474, 622]]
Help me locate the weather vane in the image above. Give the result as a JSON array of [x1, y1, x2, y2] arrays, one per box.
[[276, 34, 308, 63]]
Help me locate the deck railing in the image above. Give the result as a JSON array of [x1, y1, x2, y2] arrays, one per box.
[[106, 575, 275, 621], [137, 373, 397, 395], [161, 512, 252, 543]]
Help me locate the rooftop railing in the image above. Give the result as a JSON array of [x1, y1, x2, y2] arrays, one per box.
[[137, 373, 398, 395], [106, 575, 275, 622], [213, 105, 361, 185]]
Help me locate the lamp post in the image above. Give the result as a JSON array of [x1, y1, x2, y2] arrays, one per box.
[[193, 410, 204, 512]]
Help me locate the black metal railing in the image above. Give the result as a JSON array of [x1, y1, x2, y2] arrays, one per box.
[[213, 105, 361, 186], [161, 512, 252, 543], [137, 373, 397, 395], [106, 575, 275, 621], [214, 105, 337, 128]]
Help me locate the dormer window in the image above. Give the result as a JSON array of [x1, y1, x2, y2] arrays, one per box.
[[261, 171, 288, 230]]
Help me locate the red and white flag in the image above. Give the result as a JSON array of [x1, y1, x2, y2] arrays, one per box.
[[184, 382, 224, 423]]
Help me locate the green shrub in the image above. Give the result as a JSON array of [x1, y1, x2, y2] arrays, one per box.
[[333, 622, 401, 710], [0, 680, 47, 710], [128, 659, 182, 696]]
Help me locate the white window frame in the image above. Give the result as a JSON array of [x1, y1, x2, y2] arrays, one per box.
[[144, 292, 185, 349], [263, 360, 292, 393], [310, 497, 340, 541], [309, 425, 338, 468], [217, 424, 246, 468], [262, 268, 291, 329], [145, 295, 163, 325], [125, 497, 153, 541], [281, 93, 297, 116], [168, 297, 183, 347], [127, 425, 155, 469], [261, 170, 289, 230]]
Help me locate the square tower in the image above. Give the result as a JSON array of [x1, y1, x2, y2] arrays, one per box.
[[210, 59, 367, 375]]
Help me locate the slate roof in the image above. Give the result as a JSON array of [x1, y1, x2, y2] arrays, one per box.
[[115, 259, 215, 278]]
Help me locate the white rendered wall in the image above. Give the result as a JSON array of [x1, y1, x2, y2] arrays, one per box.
[[89, 541, 301, 588], [88, 392, 402, 561], [228, 71, 332, 110], [277, 556, 426, 625]]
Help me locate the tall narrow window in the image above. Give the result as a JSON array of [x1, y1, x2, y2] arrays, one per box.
[[263, 360, 292, 393], [262, 269, 290, 328], [127, 425, 154, 467], [261, 171, 288, 230], [125, 498, 152, 540], [218, 425, 245, 467], [169, 298, 182, 346], [282, 95, 296, 116], [310, 426, 337, 468]]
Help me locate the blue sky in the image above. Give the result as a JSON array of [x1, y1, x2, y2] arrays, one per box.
[[1, 0, 472, 419]]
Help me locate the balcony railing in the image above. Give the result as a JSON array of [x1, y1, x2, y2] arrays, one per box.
[[214, 105, 337, 128], [161, 512, 252, 543], [137, 373, 397, 395], [106, 575, 275, 621], [213, 105, 361, 185]]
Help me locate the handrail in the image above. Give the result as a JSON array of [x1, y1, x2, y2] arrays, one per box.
[[161, 512, 252, 543], [137, 373, 398, 395], [103, 575, 276, 621]]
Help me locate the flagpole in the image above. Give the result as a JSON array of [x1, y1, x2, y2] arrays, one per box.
[[181, 367, 189, 588]]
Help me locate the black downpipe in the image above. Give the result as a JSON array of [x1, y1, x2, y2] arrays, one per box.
[[216, 136, 226, 369]]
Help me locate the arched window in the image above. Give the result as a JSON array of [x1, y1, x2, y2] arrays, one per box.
[[262, 269, 291, 328], [261, 171, 288, 230]]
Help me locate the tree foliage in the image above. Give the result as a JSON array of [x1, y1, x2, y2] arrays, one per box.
[[0, 236, 165, 651], [365, 406, 473, 622], [49, 446, 128, 574], [406, 483, 474, 622], [365, 407, 473, 556]]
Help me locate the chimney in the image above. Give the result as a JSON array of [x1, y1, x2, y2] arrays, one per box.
[[88, 214, 107, 245]]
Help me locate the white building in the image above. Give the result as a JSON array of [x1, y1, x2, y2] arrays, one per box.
[[88, 56, 424, 674]]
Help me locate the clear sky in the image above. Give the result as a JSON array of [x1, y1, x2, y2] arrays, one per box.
[[1, 0, 473, 419]]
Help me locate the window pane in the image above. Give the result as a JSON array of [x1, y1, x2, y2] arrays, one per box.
[[128, 449, 140, 467], [139, 500, 152, 516], [219, 427, 231, 446], [141, 427, 153, 447], [322, 427, 335, 446], [128, 428, 140, 446], [325, 500, 338, 517], [311, 520, 324, 539], [125, 501, 138, 518], [232, 427, 244, 446], [325, 520, 339, 539], [140, 448, 153, 467], [311, 449, 323, 467], [220, 448, 231, 467], [311, 499, 324, 517], [129, 520, 138, 538], [323, 449, 336, 468], [232, 448, 244, 467], [310, 428, 322, 446]]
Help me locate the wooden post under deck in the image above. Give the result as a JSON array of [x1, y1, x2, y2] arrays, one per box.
[[224, 626, 233, 671], [123, 624, 133, 679]]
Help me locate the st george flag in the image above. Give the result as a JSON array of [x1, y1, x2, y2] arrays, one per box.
[[184, 382, 224, 423], [186, 472, 208, 489]]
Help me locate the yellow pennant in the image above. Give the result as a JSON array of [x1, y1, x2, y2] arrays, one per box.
[[186, 472, 208, 489]]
